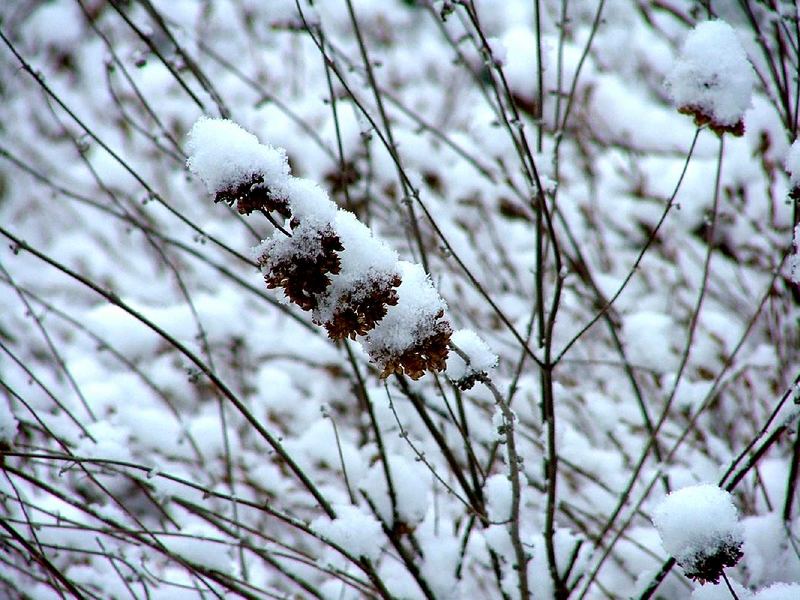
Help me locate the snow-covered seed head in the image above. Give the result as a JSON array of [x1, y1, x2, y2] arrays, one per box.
[[321, 273, 402, 340], [378, 316, 452, 380], [257, 220, 344, 311], [652, 484, 744, 584], [665, 20, 755, 137], [365, 262, 452, 380], [186, 117, 292, 215]]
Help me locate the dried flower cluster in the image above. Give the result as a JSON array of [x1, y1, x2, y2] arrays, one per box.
[[216, 173, 292, 217], [681, 539, 744, 584], [187, 118, 451, 379], [677, 105, 746, 138], [653, 484, 744, 586], [665, 20, 755, 138]]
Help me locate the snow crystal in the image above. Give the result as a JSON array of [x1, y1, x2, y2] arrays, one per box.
[[652, 484, 743, 582], [359, 454, 429, 526], [311, 504, 383, 562], [665, 20, 755, 128], [785, 139, 800, 189], [186, 117, 289, 195], [446, 329, 498, 383], [364, 261, 447, 357]]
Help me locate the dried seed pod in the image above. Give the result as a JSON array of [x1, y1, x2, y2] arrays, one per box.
[[365, 263, 452, 380], [321, 273, 401, 340], [258, 221, 343, 311]]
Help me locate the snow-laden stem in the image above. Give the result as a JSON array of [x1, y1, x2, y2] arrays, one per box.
[[451, 343, 530, 599]]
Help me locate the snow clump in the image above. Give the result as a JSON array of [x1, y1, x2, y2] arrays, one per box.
[[665, 20, 755, 136], [652, 483, 744, 584], [187, 117, 291, 215], [446, 329, 498, 390], [311, 504, 384, 563], [785, 139, 800, 191]]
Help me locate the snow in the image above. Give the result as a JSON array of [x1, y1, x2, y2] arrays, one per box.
[[665, 20, 755, 129], [3, 1, 800, 598], [692, 579, 752, 599], [311, 504, 384, 563], [163, 523, 231, 572], [753, 583, 800, 600], [786, 140, 800, 188], [653, 484, 744, 581], [359, 454, 429, 526], [484, 473, 513, 522], [186, 117, 289, 195], [446, 328, 498, 383]]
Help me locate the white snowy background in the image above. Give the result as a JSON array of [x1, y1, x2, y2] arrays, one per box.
[[1, 0, 800, 599]]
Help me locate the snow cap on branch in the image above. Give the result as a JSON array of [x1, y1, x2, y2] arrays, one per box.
[[665, 20, 755, 136], [187, 117, 291, 214], [446, 329, 498, 390], [653, 483, 744, 584]]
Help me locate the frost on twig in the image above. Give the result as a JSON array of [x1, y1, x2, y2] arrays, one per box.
[[665, 20, 755, 137], [653, 484, 744, 584], [187, 117, 451, 379]]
